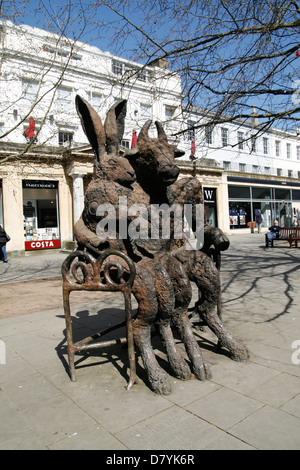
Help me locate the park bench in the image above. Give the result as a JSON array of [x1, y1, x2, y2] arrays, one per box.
[[265, 227, 300, 248]]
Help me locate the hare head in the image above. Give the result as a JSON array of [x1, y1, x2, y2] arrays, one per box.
[[75, 95, 136, 187]]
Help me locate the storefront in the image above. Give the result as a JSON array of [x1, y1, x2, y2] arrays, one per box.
[[22, 180, 61, 250], [228, 177, 300, 229], [203, 187, 218, 227]]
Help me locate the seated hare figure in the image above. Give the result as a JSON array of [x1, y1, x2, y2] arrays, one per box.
[[125, 121, 249, 362], [74, 96, 206, 394]]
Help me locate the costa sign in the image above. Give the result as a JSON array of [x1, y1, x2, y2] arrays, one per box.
[[25, 239, 61, 250]]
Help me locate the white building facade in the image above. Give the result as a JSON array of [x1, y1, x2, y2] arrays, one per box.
[[0, 21, 187, 255], [0, 21, 300, 256], [181, 108, 300, 231]]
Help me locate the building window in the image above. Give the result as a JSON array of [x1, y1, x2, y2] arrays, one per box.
[[277, 168, 282, 176], [275, 140, 280, 157], [297, 146, 300, 160], [263, 137, 269, 155], [239, 163, 246, 172], [288, 169, 293, 177], [57, 86, 72, 112], [252, 165, 259, 173], [121, 139, 130, 149], [250, 136, 256, 153], [223, 161, 231, 170], [287, 143, 291, 159], [59, 131, 73, 146], [205, 126, 213, 145], [140, 104, 152, 123], [237, 131, 244, 150], [137, 69, 147, 82], [221, 127, 228, 147], [186, 120, 195, 140], [112, 60, 123, 75], [264, 166, 270, 174], [22, 79, 39, 108], [165, 105, 176, 122], [87, 91, 102, 113], [298, 171, 300, 178]]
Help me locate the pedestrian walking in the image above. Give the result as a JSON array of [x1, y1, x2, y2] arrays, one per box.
[[0, 224, 10, 262], [255, 209, 264, 233]]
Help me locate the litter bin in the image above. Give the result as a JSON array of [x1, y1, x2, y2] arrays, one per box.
[[247, 221, 256, 233]]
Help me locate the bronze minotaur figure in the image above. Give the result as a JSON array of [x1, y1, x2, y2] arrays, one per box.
[[62, 95, 249, 395]]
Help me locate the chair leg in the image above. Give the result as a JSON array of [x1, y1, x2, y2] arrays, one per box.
[[124, 290, 138, 390], [63, 289, 77, 382]]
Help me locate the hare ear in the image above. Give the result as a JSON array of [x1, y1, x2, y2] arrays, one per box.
[[75, 95, 105, 171], [104, 100, 127, 155]]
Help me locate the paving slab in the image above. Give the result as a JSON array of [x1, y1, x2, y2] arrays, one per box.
[[0, 233, 300, 450]]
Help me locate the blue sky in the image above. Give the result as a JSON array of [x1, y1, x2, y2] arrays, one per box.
[[5, 0, 300, 130], [15, 1, 143, 59]]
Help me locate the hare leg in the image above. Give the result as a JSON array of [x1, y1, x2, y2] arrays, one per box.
[[132, 262, 171, 395], [151, 260, 192, 381], [176, 249, 249, 362], [165, 256, 211, 380]]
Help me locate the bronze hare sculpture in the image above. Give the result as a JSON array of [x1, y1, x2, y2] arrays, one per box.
[[74, 95, 249, 394]]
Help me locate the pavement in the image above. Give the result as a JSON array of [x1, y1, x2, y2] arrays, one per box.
[[0, 232, 300, 451]]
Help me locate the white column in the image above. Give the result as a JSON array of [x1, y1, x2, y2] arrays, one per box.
[[70, 172, 85, 224]]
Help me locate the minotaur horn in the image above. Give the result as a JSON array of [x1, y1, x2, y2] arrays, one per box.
[[155, 121, 167, 140], [137, 120, 152, 142], [104, 100, 127, 156]]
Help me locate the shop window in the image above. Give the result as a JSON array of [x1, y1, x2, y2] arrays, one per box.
[[59, 131, 73, 146], [229, 202, 251, 228], [23, 180, 60, 251], [228, 185, 250, 199], [252, 187, 271, 199], [292, 190, 300, 200], [36, 199, 58, 227], [275, 188, 291, 200]]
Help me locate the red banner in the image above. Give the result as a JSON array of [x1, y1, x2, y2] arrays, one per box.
[[25, 239, 61, 250]]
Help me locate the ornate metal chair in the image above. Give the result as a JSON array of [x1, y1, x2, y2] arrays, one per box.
[[61, 248, 138, 390]]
